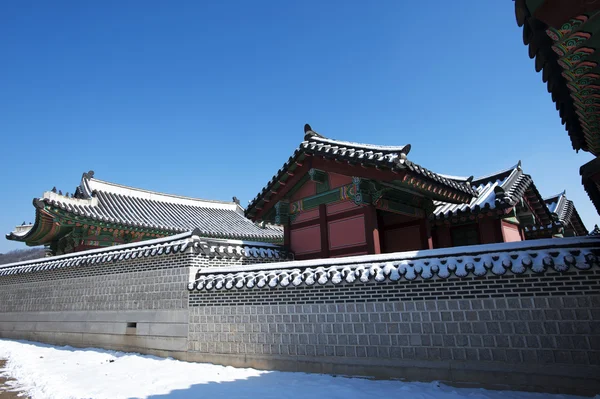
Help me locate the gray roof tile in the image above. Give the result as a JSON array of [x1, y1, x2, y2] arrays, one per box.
[[13, 172, 283, 242]]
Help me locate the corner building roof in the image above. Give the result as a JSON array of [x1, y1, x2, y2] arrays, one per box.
[[7, 171, 283, 245]]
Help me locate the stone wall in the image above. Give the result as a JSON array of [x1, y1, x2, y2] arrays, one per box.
[[0, 234, 287, 358], [0, 252, 192, 356], [1, 234, 599, 396], [187, 239, 600, 396]]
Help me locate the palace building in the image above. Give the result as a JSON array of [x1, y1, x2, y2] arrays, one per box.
[[244, 125, 587, 259], [7, 125, 588, 257], [6, 171, 282, 255]]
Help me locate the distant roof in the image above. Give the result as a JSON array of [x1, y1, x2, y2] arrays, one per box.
[[432, 162, 553, 225], [543, 191, 588, 235], [246, 124, 476, 220], [7, 171, 283, 243]]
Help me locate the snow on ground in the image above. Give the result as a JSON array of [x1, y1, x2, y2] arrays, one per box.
[[0, 339, 591, 399]]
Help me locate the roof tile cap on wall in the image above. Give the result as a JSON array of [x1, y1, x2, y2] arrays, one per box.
[[189, 236, 600, 291]]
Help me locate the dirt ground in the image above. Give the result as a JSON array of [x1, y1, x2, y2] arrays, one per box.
[[0, 360, 28, 399]]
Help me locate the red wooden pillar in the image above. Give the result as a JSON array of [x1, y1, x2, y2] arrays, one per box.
[[319, 204, 330, 258], [420, 218, 433, 250], [364, 205, 381, 254], [494, 218, 504, 243]]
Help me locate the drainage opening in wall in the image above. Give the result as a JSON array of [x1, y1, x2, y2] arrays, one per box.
[[125, 322, 137, 335]]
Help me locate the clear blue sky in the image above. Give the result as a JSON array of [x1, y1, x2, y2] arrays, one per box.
[[0, 0, 596, 253]]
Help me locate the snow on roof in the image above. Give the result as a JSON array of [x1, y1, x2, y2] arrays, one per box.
[[433, 164, 521, 218], [306, 134, 410, 154], [83, 177, 239, 211], [15, 171, 283, 242], [189, 236, 600, 291]]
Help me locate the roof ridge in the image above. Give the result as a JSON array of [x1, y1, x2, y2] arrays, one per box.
[[87, 178, 240, 210], [472, 161, 521, 184], [543, 190, 567, 202], [303, 124, 410, 154]]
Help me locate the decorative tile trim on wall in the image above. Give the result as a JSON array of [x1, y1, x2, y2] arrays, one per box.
[[189, 237, 600, 291], [0, 230, 290, 277]]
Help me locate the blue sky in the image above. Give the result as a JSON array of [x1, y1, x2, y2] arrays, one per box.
[[0, 1, 596, 253]]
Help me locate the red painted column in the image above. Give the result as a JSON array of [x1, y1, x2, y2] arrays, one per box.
[[319, 204, 330, 258], [364, 206, 381, 254]]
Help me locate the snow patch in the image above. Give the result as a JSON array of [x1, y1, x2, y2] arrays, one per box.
[[0, 340, 589, 399]]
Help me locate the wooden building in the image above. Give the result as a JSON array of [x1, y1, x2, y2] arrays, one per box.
[[245, 125, 587, 259], [431, 162, 555, 247], [6, 171, 282, 255], [8, 126, 588, 258], [245, 125, 477, 259]]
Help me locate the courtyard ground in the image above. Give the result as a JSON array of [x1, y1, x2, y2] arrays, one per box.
[[0, 339, 594, 399]]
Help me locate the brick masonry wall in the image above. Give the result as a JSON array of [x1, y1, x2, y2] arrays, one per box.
[[0, 250, 287, 357], [188, 267, 600, 395], [0, 251, 195, 355]]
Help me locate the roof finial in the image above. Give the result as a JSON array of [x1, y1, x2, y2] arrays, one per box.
[[51, 187, 57, 193], [303, 123, 324, 141], [83, 170, 95, 180], [232, 196, 240, 205], [58, 190, 62, 195], [400, 144, 411, 157], [516, 160, 522, 170]]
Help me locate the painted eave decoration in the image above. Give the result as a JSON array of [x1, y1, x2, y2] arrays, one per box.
[[245, 124, 477, 221], [188, 236, 600, 291], [515, 0, 600, 155], [580, 156, 600, 217], [0, 229, 291, 276]]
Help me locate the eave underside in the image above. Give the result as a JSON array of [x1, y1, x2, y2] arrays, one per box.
[[515, 0, 600, 155]]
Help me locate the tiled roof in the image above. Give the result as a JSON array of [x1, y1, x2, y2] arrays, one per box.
[[300, 129, 476, 197], [246, 125, 476, 218], [8, 171, 283, 243], [432, 162, 553, 225], [544, 191, 588, 236], [188, 236, 600, 291], [580, 157, 600, 219], [0, 230, 290, 276], [514, 2, 600, 155]]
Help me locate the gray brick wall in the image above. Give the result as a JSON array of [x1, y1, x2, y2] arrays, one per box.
[[0, 252, 193, 312], [188, 267, 600, 394], [0, 249, 287, 357]]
